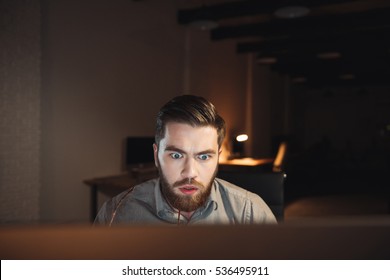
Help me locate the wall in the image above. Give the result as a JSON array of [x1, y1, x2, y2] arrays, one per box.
[[40, 0, 187, 222], [250, 64, 287, 158], [0, 0, 41, 223], [0, 0, 270, 223], [39, 0, 250, 223], [293, 85, 390, 153], [187, 37, 284, 160], [187, 28, 248, 159]]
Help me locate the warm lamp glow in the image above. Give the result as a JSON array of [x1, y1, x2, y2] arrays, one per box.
[[273, 142, 287, 172], [236, 134, 248, 142]]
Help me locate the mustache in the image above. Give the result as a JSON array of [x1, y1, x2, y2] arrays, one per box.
[[173, 178, 204, 188]]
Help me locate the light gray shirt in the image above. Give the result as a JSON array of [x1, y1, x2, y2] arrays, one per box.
[[94, 178, 277, 225]]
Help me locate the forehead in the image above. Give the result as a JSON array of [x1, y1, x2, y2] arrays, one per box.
[[161, 122, 218, 148]]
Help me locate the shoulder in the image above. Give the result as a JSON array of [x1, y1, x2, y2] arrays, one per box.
[[94, 178, 158, 224], [131, 178, 158, 197], [214, 177, 277, 224], [215, 177, 259, 201], [110, 178, 157, 203]]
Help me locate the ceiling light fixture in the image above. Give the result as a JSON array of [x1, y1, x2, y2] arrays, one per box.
[[291, 76, 307, 83], [339, 74, 355, 80], [190, 19, 218, 30], [256, 56, 278, 64], [317, 52, 341, 60], [189, 4, 218, 30], [274, 6, 310, 19]]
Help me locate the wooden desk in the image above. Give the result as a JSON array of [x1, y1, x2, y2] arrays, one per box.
[[84, 168, 158, 222], [2, 222, 390, 259], [219, 157, 274, 172], [220, 158, 274, 166]]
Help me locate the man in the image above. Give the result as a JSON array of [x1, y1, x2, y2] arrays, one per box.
[[95, 95, 276, 225]]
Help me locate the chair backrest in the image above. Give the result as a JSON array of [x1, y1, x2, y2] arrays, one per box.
[[217, 171, 285, 221]]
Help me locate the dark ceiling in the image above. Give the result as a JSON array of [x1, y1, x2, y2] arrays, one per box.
[[178, 0, 390, 87]]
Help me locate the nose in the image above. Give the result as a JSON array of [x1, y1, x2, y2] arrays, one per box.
[[181, 157, 198, 180]]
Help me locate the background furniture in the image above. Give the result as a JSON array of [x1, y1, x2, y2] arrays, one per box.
[[217, 171, 285, 221], [84, 167, 158, 222]]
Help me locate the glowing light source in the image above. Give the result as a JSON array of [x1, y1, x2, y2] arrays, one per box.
[[231, 133, 249, 159], [273, 142, 287, 172], [236, 134, 248, 142]]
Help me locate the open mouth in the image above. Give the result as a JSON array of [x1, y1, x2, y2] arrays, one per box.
[[178, 186, 198, 195]]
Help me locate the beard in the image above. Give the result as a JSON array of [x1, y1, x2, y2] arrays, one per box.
[[158, 161, 218, 212]]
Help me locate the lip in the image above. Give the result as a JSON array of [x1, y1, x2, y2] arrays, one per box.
[[178, 185, 198, 195]]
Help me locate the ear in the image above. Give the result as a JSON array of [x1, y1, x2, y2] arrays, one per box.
[[153, 143, 159, 167]]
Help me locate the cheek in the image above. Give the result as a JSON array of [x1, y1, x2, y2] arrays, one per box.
[[199, 161, 218, 178], [158, 156, 180, 178]]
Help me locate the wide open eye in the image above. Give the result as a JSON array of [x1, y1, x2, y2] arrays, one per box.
[[198, 154, 211, 161], [170, 152, 183, 159]]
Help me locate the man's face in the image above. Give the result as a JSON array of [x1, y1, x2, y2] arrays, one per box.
[[153, 122, 220, 212]]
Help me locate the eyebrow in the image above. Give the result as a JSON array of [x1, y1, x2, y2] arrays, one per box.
[[165, 145, 217, 155]]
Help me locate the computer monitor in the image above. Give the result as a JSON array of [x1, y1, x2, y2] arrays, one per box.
[[125, 137, 155, 168]]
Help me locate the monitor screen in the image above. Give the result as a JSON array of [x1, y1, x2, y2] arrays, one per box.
[[126, 137, 155, 167]]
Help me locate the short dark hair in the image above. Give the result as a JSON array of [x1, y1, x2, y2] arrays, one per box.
[[155, 95, 226, 148]]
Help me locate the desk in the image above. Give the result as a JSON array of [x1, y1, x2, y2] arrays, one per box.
[[84, 168, 158, 222], [2, 222, 390, 259], [219, 157, 274, 172]]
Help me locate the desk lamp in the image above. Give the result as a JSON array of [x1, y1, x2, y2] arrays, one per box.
[[231, 134, 248, 159]]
